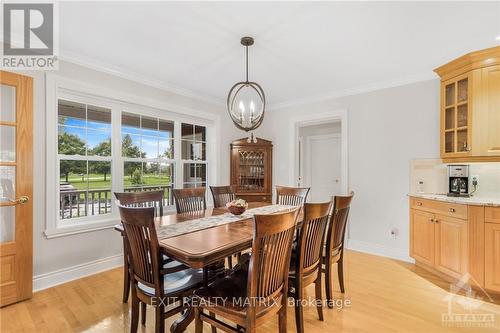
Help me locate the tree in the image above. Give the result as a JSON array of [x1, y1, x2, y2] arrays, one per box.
[[122, 134, 145, 176], [131, 168, 143, 185], [122, 134, 144, 158], [89, 139, 111, 181], [58, 132, 86, 182]]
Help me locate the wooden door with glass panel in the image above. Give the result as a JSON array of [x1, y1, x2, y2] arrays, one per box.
[[0, 71, 33, 306], [441, 73, 471, 157]]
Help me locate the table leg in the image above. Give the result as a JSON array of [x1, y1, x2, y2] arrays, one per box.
[[203, 266, 209, 287], [169, 261, 225, 333]]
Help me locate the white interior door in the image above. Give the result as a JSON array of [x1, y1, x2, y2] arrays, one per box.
[[305, 134, 341, 202]]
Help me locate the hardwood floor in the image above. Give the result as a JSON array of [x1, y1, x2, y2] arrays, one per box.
[[1, 250, 500, 332]]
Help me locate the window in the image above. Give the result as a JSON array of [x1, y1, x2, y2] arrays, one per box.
[[52, 93, 211, 233], [46, 80, 215, 237], [122, 113, 174, 205], [181, 123, 207, 188], [58, 100, 112, 221]]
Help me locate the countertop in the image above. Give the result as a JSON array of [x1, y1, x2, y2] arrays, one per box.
[[409, 193, 500, 207]]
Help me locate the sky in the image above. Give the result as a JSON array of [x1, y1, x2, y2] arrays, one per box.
[[59, 117, 173, 158]]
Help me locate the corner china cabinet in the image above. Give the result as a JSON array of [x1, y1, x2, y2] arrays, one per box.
[[434, 46, 500, 162], [230, 138, 272, 203]]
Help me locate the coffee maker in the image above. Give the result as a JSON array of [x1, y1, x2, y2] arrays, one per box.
[[447, 165, 470, 197]]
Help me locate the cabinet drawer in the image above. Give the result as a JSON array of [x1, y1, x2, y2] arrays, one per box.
[[485, 207, 500, 224], [237, 194, 272, 203], [410, 197, 467, 220]]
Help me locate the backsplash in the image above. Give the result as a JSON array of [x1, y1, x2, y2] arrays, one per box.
[[410, 159, 500, 198]]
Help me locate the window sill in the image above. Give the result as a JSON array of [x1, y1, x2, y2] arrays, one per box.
[[44, 217, 120, 239]]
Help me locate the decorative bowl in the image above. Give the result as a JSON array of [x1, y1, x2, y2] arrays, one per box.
[[226, 199, 248, 216], [228, 205, 246, 215]]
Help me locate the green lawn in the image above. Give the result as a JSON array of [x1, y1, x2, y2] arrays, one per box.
[[61, 173, 171, 191]]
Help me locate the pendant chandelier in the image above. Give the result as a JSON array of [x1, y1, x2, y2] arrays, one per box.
[[227, 36, 266, 143]]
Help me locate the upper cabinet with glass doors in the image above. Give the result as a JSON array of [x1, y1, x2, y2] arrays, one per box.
[[434, 46, 500, 162]]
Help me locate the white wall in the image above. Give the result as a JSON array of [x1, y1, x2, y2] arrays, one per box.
[[222, 79, 440, 261], [23, 61, 222, 289]]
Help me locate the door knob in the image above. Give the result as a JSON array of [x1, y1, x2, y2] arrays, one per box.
[[10, 196, 29, 205]]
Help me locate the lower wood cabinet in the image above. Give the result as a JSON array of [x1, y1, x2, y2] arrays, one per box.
[[410, 209, 435, 266], [485, 223, 500, 293], [410, 208, 468, 279], [410, 197, 500, 294], [434, 214, 468, 279]]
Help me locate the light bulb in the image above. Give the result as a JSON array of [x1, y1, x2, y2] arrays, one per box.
[[250, 100, 255, 114], [239, 101, 245, 117]]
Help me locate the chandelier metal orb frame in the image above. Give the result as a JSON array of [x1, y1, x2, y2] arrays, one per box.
[[227, 37, 266, 142]]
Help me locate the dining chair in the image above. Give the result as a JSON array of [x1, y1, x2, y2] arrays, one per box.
[[210, 185, 236, 208], [209, 185, 238, 269], [193, 208, 300, 333], [323, 192, 354, 307], [289, 201, 332, 333], [118, 204, 204, 333], [172, 187, 207, 213], [275, 186, 310, 206], [114, 190, 187, 304]]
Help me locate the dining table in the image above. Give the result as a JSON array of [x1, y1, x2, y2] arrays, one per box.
[[115, 201, 299, 333]]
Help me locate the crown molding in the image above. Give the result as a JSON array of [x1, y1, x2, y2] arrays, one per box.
[[58, 50, 226, 108], [267, 71, 438, 111]]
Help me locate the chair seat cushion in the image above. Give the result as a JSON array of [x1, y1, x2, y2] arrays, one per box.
[[138, 268, 203, 296]]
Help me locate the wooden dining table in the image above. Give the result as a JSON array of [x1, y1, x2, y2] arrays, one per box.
[[115, 201, 281, 333]]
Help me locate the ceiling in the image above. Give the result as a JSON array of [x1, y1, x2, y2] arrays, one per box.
[[59, 1, 500, 108]]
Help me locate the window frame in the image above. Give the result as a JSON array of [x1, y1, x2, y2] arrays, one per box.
[[180, 123, 208, 188], [45, 75, 218, 238]]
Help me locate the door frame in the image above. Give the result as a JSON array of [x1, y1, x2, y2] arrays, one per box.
[[288, 109, 349, 195], [303, 133, 341, 189]]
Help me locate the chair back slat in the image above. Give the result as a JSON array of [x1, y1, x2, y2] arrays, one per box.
[[275, 186, 310, 206], [210, 185, 236, 208], [296, 202, 332, 273], [117, 205, 163, 294], [326, 192, 354, 256], [247, 208, 300, 301], [114, 190, 164, 216], [172, 188, 207, 213]]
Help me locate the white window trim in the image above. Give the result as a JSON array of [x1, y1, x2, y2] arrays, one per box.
[[45, 74, 220, 238]]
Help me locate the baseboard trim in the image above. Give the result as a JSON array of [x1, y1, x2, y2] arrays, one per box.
[[347, 239, 415, 263], [33, 254, 124, 292]]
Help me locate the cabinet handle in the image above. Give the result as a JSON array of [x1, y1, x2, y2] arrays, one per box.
[[434, 219, 439, 223], [449, 208, 455, 213], [416, 202, 423, 206], [428, 218, 434, 223]]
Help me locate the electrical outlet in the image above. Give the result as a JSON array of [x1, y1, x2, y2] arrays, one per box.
[[390, 228, 399, 239]]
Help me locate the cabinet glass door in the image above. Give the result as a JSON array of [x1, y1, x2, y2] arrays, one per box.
[[237, 149, 265, 192], [442, 76, 469, 155], [444, 82, 456, 153]]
